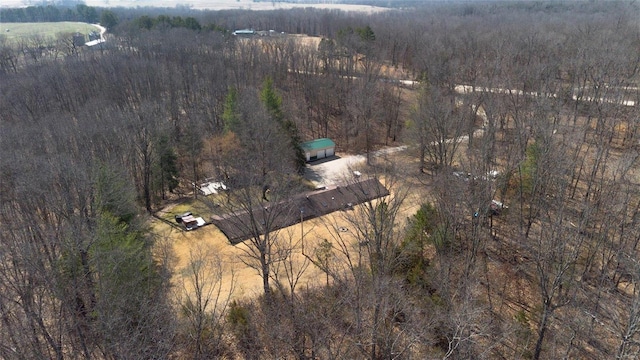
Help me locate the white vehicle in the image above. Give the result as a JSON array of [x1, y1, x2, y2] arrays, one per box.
[[175, 212, 206, 230]]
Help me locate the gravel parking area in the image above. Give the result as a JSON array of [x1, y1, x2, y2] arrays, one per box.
[[304, 145, 407, 188]]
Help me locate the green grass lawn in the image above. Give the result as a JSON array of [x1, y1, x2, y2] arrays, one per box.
[[160, 195, 226, 223], [0, 22, 98, 44]]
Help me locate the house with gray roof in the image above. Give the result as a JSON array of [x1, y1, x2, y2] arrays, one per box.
[[211, 177, 388, 244]]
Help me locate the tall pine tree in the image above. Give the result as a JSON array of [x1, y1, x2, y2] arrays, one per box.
[[260, 77, 306, 173], [223, 88, 240, 134]]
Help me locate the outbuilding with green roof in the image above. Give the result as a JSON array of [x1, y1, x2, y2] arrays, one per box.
[[301, 138, 335, 162]]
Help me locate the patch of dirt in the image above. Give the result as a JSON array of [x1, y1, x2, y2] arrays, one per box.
[[155, 150, 430, 303], [156, 206, 359, 301]]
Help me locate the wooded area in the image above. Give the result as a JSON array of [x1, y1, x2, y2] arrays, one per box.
[[1, 1, 640, 358]]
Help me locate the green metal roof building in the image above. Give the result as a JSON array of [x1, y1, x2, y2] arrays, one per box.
[[301, 138, 335, 162]]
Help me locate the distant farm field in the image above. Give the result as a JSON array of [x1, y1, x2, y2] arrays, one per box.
[[0, 22, 98, 43], [1, 0, 390, 12]]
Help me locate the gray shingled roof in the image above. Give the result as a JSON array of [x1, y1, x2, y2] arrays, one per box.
[[211, 178, 389, 244]]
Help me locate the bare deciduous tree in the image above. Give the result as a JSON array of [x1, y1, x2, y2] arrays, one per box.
[[177, 244, 236, 359]]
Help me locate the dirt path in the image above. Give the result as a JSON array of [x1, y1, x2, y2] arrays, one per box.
[[91, 23, 106, 38]]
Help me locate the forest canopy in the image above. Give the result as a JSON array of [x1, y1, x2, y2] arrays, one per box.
[[1, 1, 640, 359]]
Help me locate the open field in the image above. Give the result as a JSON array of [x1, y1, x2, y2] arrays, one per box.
[[156, 150, 428, 302], [0, 22, 99, 42], [1, 0, 392, 12], [157, 199, 368, 300]]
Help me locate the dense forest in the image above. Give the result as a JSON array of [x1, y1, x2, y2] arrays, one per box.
[[1, 1, 640, 359]]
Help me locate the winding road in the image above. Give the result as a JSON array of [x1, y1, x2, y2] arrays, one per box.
[[86, 23, 106, 46]]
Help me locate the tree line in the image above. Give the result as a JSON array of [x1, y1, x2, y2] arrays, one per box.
[[1, 4, 103, 23]]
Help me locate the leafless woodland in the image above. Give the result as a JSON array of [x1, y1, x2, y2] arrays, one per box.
[[1, 1, 640, 359]]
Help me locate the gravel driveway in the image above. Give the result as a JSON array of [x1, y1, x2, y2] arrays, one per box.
[[304, 146, 407, 188]]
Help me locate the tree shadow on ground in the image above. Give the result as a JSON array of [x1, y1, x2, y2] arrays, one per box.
[[303, 155, 342, 186], [307, 155, 341, 165]]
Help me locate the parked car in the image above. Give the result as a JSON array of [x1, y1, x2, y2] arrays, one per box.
[[175, 212, 192, 223], [175, 212, 206, 230]]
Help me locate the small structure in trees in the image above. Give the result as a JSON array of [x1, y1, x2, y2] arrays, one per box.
[[72, 33, 86, 47], [489, 200, 506, 216], [301, 138, 336, 162], [232, 29, 256, 36], [197, 180, 228, 196]]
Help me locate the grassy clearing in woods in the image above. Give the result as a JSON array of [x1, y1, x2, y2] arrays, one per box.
[[1, 22, 99, 44]]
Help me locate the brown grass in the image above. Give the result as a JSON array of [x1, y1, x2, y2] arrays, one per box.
[[156, 203, 360, 301], [153, 151, 432, 303]]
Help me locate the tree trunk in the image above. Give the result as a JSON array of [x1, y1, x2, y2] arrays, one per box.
[[261, 244, 271, 301], [533, 304, 551, 360], [143, 145, 152, 212], [419, 144, 426, 173]]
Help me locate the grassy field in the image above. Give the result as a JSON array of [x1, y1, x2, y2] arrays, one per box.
[[161, 211, 340, 300], [155, 151, 428, 303], [0, 22, 98, 43], [1, 0, 390, 12]]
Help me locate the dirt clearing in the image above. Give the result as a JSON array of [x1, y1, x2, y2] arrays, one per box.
[[155, 148, 432, 302], [156, 209, 369, 301]]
